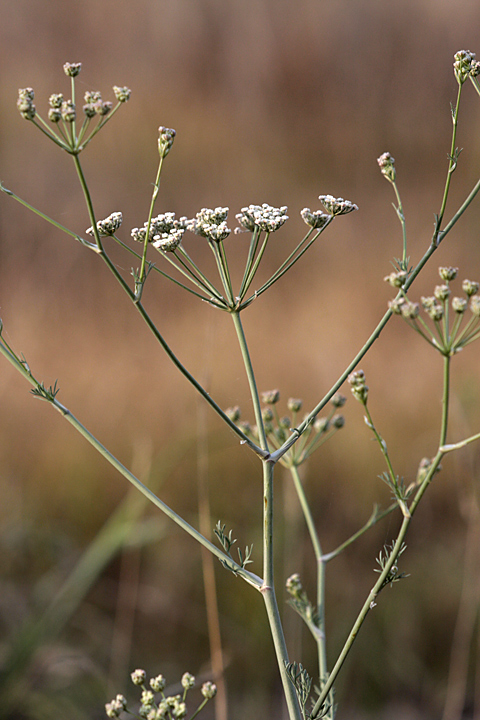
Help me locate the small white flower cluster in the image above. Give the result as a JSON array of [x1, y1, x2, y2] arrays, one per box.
[[188, 207, 231, 242], [318, 195, 358, 216], [453, 49, 480, 84], [17, 88, 36, 120], [300, 207, 330, 229], [377, 152, 396, 182], [86, 211, 123, 237], [82, 90, 112, 118], [105, 694, 127, 718], [235, 203, 288, 233], [106, 668, 217, 720], [131, 213, 188, 252], [158, 126, 176, 158]]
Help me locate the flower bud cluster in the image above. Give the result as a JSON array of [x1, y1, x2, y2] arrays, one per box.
[[106, 668, 216, 720], [87, 212, 123, 238], [300, 208, 330, 229], [188, 207, 231, 242], [63, 62, 82, 77], [83, 90, 113, 118], [318, 195, 358, 216], [17, 88, 36, 120], [348, 370, 368, 404], [377, 152, 396, 183], [453, 50, 479, 84], [113, 86, 131, 103], [131, 213, 188, 251], [228, 390, 345, 467], [286, 572, 303, 599], [158, 126, 176, 158], [390, 266, 480, 354], [236, 204, 288, 233], [384, 270, 408, 288]]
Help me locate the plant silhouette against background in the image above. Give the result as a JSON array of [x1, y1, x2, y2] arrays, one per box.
[[1, 51, 480, 719]]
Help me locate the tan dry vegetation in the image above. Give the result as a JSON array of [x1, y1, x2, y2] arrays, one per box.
[[1, 2, 480, 719]]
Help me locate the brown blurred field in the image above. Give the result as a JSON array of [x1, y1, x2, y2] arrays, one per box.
[[1, 1, 480, 719]]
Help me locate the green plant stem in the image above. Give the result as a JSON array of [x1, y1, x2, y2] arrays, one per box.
[[138, 154, 164, 291], [230, 311, 268, 450], [312, 448, 445, 717], [0, 185, 96, 249], [0, 337, 263, 590], [290, 467, 329, 692], [261, 460, 303, 720], [71, 155, 266, 458], [440, 355, 450, 447], [437, 83, 462, 231], [271, 177, 480, 464]]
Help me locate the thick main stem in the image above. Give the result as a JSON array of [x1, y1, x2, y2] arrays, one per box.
[[261, 461, 303, 720]]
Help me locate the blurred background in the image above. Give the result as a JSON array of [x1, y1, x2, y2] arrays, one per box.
[[1, 1, 480, 718]]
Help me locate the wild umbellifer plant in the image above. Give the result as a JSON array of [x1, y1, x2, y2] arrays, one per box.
[[2, 52, 480, 720]]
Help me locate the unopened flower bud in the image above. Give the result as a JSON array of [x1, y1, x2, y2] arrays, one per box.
[[300, 208, 330, 229], [439, 266, 458, 282], [470, 295, 480, 316], [140, 690, 154, 707], [158, 126, 176, 158], [314, 417, 329, 433], [453, 50, 475, 85], [434, 284, 450, 301], [262, 407, 274, 422], [462, 279, 479, 296], [201, 681, 217, 700], [131, 668, 147, 685], [150, 675, 166, 692], [61, 99, 76, 122], [452, 297, 467, 314], [261, 389, 280, 404], [286, 573, 303, 598], [331, 393, 346, 408], [95, 100, 113, 116], [49, 93, 64, 108], [332, 414, 345, 429], [181, 673, 195, 690], [113, 85, 131, 102], [426, 302, 444, 321], [287, 398, 302, 413], [63, 62, 82, 77], [388, 297, 406, 314], [377, 152, 396, 182], [400, 300, 419, 319], [348, 370, 368, 403], [17, 88, 36, 120], [318, 195, 358, 216], [48, 108, 62, 123], [225, 406, 241, 422], [384, 270, 407, 288]]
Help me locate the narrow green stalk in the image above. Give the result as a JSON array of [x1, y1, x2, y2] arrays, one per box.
[[138, 154, 164, 291], [70, 156, 266, 457], [209, 240, 235, 306], [322, 502, 397, 563], [440, 355, 450, 447], [238, 228, 261, 298], [261, 461, 303, 720], [271, 180, 480, 464], [72, 153, 103, 251], [0, 337, 263, 590], [437, 84, 462, 231], [391, 180, 407, 266], [230, 311, 268, 450], [312, 448, 445, 717], [290, 467, 329, 689], [0, 185, 96, 249]]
